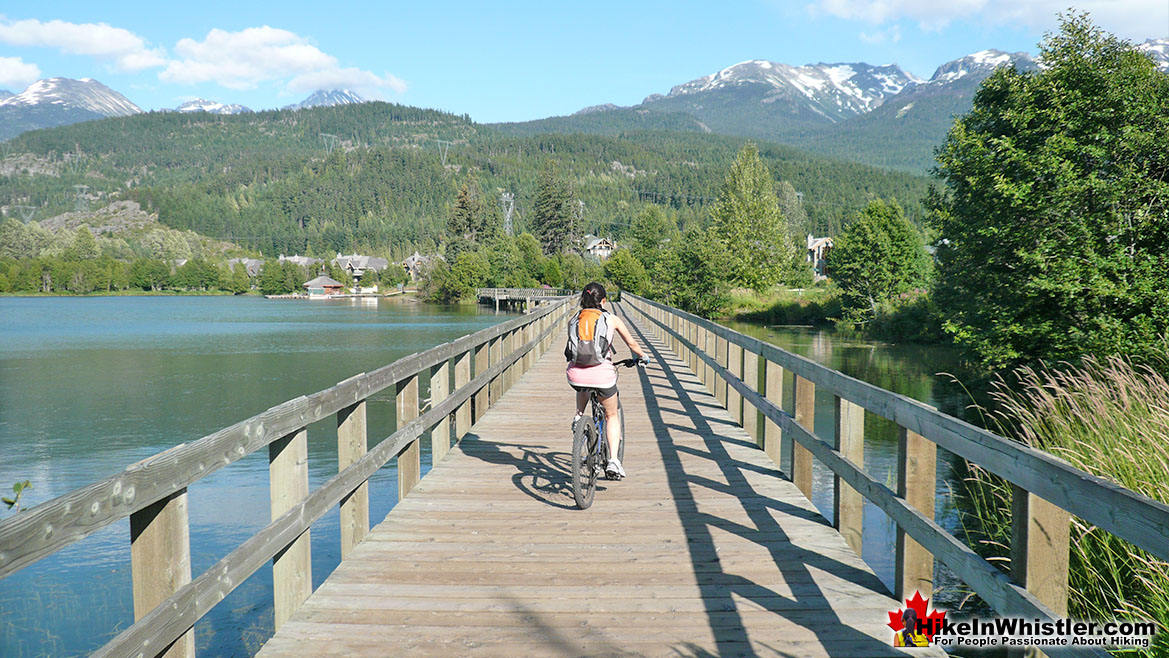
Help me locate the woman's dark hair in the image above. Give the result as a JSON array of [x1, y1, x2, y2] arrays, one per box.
[[902, 608, 919, 634], [580, 282, 606, 309]]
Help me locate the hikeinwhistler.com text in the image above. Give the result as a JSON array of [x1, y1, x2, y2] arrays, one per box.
[[923, 617, 1157, 649]]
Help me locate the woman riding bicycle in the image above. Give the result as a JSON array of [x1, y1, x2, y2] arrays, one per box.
[[565, 282, 648, 479]]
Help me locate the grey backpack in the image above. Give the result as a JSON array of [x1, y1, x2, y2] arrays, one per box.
[[564, 308, 613, 366]]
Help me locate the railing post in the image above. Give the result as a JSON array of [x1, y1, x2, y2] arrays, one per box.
[[130, 489, 194, 658], [473, 340, 489, 423], [455, 349, 471, 441], [791, 375, 814, 497], [743, 348, 760, 444], [727, 341, 743, 425], [489, 335, 502, 405], [397, 373, 420, 499], [764, 360, 783, 459], [715, 333, 728, 407], [269, 427, 311, 631], [704, 326, 716, 394], [689, 319, 699, 375], [337, 401, 368, 560], [1011, 487, 1071, 617], [834, 396, 864, 557], [896, 426, 936, 600], [430, 359, 450, 465]]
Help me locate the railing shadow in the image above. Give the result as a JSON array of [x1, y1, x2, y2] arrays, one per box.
[[615, 302, 906, 657]]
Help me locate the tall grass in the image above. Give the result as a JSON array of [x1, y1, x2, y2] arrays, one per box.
[[727, 285, 842, 325], [960, 356, 1169, 656]]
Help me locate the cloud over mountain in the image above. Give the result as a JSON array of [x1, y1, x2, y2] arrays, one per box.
[[0, 56, 40, 89], [0, 18, 166, 72]]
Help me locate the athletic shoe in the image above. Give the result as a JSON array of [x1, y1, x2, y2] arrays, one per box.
[[606, 457, 626, 480]]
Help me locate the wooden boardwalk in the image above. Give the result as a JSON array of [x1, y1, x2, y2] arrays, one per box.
[[257, 305, 943, 657]]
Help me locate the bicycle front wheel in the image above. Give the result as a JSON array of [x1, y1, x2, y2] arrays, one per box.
[[572, 416, 598, 509]]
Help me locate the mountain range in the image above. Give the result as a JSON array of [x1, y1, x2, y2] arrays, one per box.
[[0, 80, 367, 140], [2, 38, 1166, 171]]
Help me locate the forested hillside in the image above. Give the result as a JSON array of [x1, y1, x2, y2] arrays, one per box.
[[1, 102, 930, 257]]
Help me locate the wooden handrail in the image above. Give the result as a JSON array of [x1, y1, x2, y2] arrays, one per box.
[[620, 293, 1165, 658], [475, 287, 572, 298], [0, 297, 573, 658], [623, 294, 1169, 563]]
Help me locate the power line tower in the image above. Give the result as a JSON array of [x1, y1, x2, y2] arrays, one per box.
[[11, 206, 36, 222], [64, 152, 86, 175], [500, 192, 515, 235], [320, 133, 341, 155], [73, 185, 89, 213], [435, 140, 454, 167]]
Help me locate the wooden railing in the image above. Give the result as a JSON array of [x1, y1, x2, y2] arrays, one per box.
[[0, 297, 573, 658], [476, 287, 572, 299], [623, 294, 1169, 657]]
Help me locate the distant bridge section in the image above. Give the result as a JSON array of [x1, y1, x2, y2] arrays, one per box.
[[476, 287, 572, 311]]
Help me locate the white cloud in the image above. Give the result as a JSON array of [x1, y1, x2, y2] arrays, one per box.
[[859, 24, 903, 43], [0, 18, 165, 72], [288, 67, 406, 97], [160, 26, 405, 97], [0, 56, 40, 89], [806, 1, 1168, 39]]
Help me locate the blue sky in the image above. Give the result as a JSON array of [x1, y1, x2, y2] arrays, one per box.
[[2, 1, 1166, 122]]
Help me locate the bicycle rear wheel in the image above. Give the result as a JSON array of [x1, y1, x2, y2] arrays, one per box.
[[572, 416, 598, 509]]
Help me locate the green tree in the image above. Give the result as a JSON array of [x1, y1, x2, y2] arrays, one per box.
[[828, 199, 931, 324], [451, 251, 490, 292], [130, 259, 170, 291], [932, 14, 1169, 368], [515, 232, 545, 280], [531, 160, 576, 255], [710, 143, 795, 291], [228, 262, 250, 294], [69, 226, 99, 260], [657, 226, 731, 317], [629, 205, 679, 265], [604, 249, 648, 295]]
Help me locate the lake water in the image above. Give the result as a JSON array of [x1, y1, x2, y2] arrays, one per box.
[[1, 298, 976, 657], [0, 295, 516, 658]]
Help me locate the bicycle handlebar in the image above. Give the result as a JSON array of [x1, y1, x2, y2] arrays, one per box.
[[616, 357, 650, 368]]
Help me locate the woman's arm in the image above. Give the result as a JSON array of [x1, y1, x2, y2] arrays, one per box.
[[611, 315, 646, 360]]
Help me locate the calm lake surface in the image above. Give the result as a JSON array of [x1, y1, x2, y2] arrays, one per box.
[[0, 295, 517, 658], [1, 298, 974, 657]]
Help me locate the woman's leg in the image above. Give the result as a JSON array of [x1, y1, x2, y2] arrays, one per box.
[[600, 392, 621, 459], [575, 390, 589, 415]]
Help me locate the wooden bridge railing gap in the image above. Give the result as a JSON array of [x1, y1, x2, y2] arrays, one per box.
[[0, 293, 573, 658], [623, 293, 1169, 658]]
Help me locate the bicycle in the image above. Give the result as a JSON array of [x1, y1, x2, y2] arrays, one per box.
[[571, 357, 646, 509]]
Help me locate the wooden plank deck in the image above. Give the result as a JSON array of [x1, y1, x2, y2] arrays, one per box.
[[257, 305, 943, 658]]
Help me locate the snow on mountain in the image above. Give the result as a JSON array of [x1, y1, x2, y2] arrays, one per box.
[[925, 50, 1036, 84], [0, 89, 12, 101], [284, 89, 366, 110], [0, 77, 140, 117], [1139, 38, 1169, 72], [658, 60, 917, 118], [175, 98, 252, 114]]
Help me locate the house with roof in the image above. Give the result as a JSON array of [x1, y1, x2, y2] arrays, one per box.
[[332, 253, 390, 280], [226, 258, 264, 277], [304, 275, 345, 299], [279, 254, 324, 268], [806, 234, 833, 277], [583, 235, 615, 261], [402, 251, 443, 280]]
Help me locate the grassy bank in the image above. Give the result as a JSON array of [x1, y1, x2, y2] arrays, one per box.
[[961, 357, 1169, 656], [725, 285, 842, 326]]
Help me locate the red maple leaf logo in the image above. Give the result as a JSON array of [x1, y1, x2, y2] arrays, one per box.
[[887, 591, 947, 642]]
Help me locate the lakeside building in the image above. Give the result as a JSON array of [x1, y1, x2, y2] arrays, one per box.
[[304, 275, 344, 298], [806, 234, 833, 278], [583, 235, 615, 261], [332, 253, 390, 280], [403, 251, 444, 280], [226, 258, 263, 277], [280, 254, 324, 268]]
